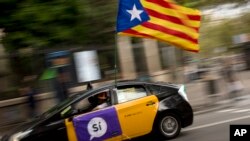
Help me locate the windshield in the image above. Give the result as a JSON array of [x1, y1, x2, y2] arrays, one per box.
[[39, 94, 80, 118]]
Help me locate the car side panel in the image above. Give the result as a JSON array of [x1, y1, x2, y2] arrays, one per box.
[[22, 119, 68, 141], [157, 94, 193, 127], [65, 119, 77, 141], [65, 107, 124, 141], [65, 119, 123, 141], [65, 119, 124, 141], [64, 95, 160, 140], [114, 95, 159, 139]]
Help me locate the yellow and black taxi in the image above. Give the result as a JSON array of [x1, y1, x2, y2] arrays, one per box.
[[1, 81, 193, 141]]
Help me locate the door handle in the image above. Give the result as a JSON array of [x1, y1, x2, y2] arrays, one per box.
[[146, 101, 155, 106]]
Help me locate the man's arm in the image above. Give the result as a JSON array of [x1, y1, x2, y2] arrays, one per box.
[[92, 102, 108, 111]]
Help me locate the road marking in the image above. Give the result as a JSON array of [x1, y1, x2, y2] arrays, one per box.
[[183, 115, 250, 132], [217, 109, 236, 113], [232, 109, 250, 113], [216, 108, 250, 113]]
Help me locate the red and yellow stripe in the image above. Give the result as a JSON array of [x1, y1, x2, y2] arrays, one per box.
[[118, 0, 201, 52]]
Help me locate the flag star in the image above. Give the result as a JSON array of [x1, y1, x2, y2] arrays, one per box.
[[126, 4, 143, 21]]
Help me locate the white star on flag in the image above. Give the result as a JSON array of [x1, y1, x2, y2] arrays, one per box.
[[126, 4, 143, 21]]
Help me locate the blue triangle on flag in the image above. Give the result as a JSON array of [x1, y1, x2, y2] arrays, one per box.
[[116, 0, 150, 32]]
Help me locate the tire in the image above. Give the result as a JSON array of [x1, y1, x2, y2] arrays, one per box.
[[157, 113, 181, 139]]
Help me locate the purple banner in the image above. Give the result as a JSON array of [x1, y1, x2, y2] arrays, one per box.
[[73, 107, 122, 141]]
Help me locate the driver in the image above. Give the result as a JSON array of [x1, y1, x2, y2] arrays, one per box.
[[92, 92, 109, 111]]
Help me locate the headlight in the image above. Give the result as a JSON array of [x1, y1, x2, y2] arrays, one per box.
[[9, 130, 32, 141], [178, 85, 189, 101]]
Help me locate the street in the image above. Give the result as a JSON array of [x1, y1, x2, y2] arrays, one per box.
[[133, 95, 250, 141], [175, 103, 250, 141]]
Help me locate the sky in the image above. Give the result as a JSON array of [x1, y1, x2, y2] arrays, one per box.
[[202, 2, 250, 20]]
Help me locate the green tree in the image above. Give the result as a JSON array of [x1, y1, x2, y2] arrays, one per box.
[[0, 0, 117, 78], [199, 11, 250, 57], [0, 0, 117, 52], [1, 0, 249, 78], [175, 0, 248, 8]]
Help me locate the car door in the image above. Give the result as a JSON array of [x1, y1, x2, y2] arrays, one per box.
[[113, 85, 159, 139], [23, 118, 68, 141], [65, 88, 124, 141]]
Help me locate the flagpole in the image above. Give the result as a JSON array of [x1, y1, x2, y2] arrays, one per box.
[[114, 33, 118, 87]]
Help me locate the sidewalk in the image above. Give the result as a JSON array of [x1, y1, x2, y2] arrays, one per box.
[[187, 70, 250, 114], [193, 94, 250, 115]]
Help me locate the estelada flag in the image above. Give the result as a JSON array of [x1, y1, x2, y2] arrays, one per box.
[[116, 0, 201, 52]]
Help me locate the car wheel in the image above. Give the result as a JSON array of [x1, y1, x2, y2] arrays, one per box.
[[157, 114, 181, 139]]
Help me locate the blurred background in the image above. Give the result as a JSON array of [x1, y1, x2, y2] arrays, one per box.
[[0, 0, 250, 131]]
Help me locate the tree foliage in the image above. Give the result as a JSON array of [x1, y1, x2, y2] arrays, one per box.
[[0, 0, 248, 52], [199, 11, 250, 57], [0, 0, 249, 77], [0, 0, 117, 52], [175, 0, 248, 8], [0, 0, 118, 79]]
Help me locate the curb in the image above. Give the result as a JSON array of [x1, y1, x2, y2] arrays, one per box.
[[193, 95, 250, 115]]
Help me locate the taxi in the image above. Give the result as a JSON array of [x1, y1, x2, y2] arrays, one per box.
[[1, 81, 193, 141]]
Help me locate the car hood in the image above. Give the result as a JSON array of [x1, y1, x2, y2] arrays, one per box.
[[1, 118, 42, 140]]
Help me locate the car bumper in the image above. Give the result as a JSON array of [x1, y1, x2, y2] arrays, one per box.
[[0, 135, 10, 141], [179, 101, 193, 128]]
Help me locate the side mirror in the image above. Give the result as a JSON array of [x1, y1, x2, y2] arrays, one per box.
[[60, 106, 72, 117]]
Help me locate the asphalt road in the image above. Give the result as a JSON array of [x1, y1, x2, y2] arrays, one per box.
[[133, 97, 250, 141]]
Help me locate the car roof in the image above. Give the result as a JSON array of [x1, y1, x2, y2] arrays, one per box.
[[94, 80, 180, 90], [72, 80, 180, 99]]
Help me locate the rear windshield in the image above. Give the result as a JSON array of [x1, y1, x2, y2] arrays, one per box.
[[148, 84, 177, 96]]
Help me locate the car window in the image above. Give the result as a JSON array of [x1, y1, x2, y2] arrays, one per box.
[[73, 97, 92, 111], [43, 89, 113, 123], [59, 97, 93, 118], [148, 84, 161, 94], [115, 85, 147, 103], [159, 86, 177, 95], [59, 89, 111, 118], [148, 84, 177, 95], [40, 94, 80, 119]]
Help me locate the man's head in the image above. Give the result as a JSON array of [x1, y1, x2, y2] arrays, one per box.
[[97, 92, 107, 100]]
